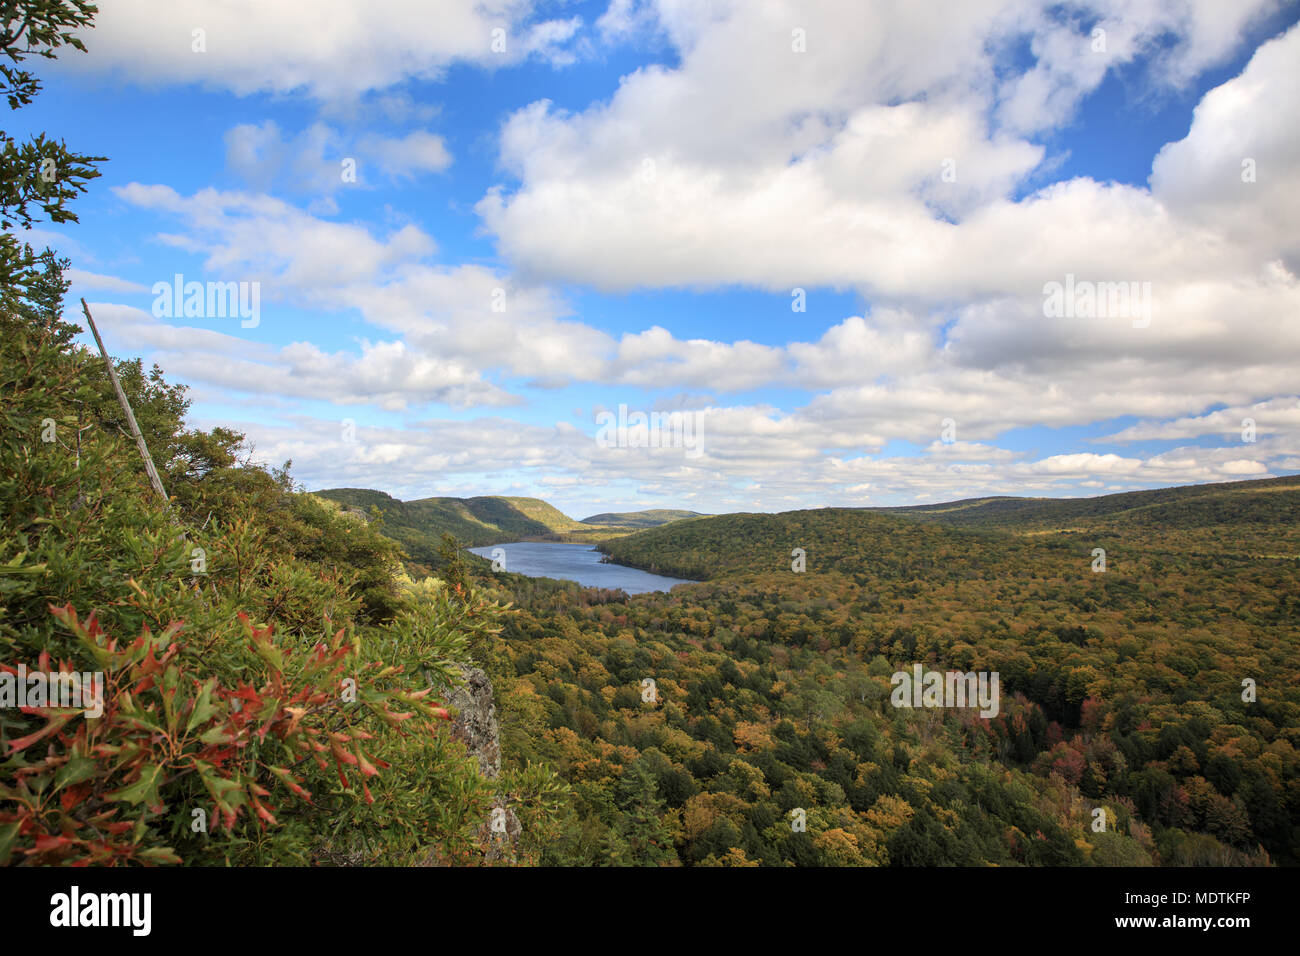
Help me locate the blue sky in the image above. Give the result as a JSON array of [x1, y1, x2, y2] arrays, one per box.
[[17, 0, 1300, 517]]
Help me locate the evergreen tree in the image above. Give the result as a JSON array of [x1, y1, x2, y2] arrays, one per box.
[[607, 760, 677, 866]]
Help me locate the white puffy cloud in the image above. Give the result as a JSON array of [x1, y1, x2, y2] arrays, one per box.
[[105, 155, 1300, 501], [788, 314, 933, 387], [110, 183, 617, 391], [113, 183, 436, 293], [75, 1, 1300, 509], [209, 400, 1289, 516], [1104, 398, 1300, 443], [596, 0, 660, 44], [84, 303, 521, 410], [357, 131, 453, 178], [66, 269, 149, 294], [923, 441, 1024, 461], [479, 0, 1282, 293], [224, 121, 453, 197], [1151, 23, 1300, 270], [1219, 459, 1268, 475], [63, 0, 583, 98], [609, 327, 784, 391]]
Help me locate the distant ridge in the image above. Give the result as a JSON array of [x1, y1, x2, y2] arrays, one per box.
[[598, 473, 1300, 580], [580, 509, 707, 529], [317, 474, 1299, 571], [313, 489, 587, 559], [868, 473, 1300, 530], [312, 489, 705, 562]]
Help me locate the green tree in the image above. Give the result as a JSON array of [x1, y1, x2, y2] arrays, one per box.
[[606, 760, 677, 866], [437, 532, 470, 592], [0, 1, 104, 308]]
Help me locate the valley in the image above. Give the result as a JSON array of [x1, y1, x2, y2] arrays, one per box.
[[338, 474, 1300, 866]]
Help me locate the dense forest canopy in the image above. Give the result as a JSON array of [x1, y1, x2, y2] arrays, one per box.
[[465, 478, 1298, 865]]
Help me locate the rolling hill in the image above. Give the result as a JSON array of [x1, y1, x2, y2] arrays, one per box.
[[314, 488, 599, 559], [580, 509, 708, 530], [314, 489, 713, 561], [597, 507, 999, 581], [598, 473, 1300, 579], [872, 473, 1300, 558], [871, 474, 1300, 531]]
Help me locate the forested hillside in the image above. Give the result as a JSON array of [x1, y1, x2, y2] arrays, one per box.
[[872, 476, 1300, 559], [875, 475, 1300, 531], [0, 279, 576, 863], [311, 490, 709, 559], [598, 508, 984, 581], [315, 488, 608, 558], [0, 7, 565, 867], [470, 479, 1299, 865], [580, 510, 708, 530]]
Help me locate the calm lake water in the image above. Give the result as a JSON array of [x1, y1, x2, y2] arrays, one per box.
[[467, 542, 693, 595]]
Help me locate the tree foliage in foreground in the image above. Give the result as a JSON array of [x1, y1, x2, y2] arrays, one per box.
[[0, 0, 569, 865]]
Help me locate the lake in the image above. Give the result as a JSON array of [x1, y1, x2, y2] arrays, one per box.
[[466, 542, 693, 594]]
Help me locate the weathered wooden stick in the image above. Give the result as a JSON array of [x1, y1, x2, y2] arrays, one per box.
[[80, 298, 171, 508]]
